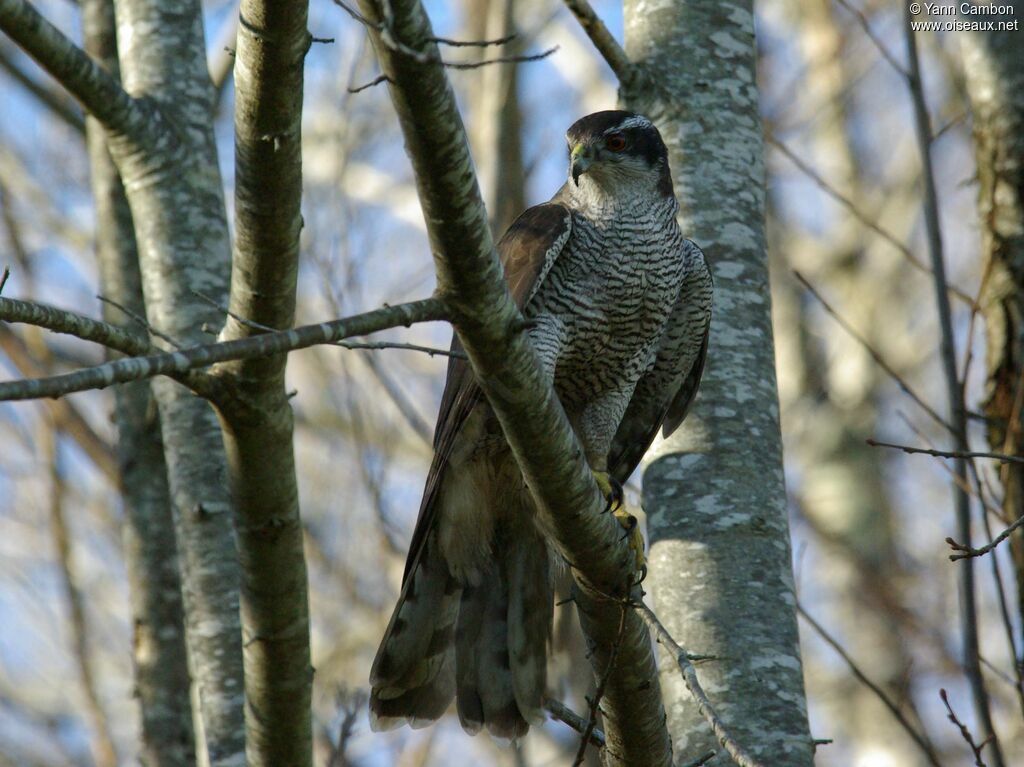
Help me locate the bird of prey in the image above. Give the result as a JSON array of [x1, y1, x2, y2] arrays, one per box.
[[370, 110, 713, 739]]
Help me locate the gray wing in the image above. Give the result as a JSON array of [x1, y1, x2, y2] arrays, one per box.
[[608, 239, 712, 482]]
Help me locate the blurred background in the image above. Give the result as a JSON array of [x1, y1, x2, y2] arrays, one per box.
[[0, 0, 1020, 765]]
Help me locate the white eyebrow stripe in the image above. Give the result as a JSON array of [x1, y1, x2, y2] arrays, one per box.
[[606, 115, 653, 132]]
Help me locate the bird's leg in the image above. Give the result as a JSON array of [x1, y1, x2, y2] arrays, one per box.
[[588, 456, 645, 574]]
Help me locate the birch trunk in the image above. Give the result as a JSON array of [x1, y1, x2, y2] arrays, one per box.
[[82, 1, 195, 764], [622, 2, 813, 763]]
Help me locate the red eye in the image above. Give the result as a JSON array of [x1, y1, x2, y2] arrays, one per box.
[[605, 133, 626, 152]]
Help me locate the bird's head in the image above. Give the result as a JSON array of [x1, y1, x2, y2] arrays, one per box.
[[565, 111, 672, 197]]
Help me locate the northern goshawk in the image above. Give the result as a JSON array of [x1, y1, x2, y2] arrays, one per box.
[[370, 110, 713, 738]]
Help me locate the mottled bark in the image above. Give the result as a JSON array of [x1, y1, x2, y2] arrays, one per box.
[[214, 0, 311, 762], [622, 2, 813, 764], [107, 2, 245, 763], [355, 1, 671, 763], [963, 19, 1024, 658], [81, 1, 196, 764]]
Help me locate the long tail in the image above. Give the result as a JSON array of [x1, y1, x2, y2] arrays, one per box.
[[455, 526, 552, 739], [369, 534, 459, 730]]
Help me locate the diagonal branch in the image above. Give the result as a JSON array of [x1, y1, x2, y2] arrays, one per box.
[[0, 42, 84, 133], [0, 297, 447, 401], [0, 0, 150, 141], [352, 1, 670, 764], [562, 0, 634, 84], [0, 295, 149, 355]]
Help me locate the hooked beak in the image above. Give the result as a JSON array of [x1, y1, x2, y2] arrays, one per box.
[[571, 144, 593, 186]]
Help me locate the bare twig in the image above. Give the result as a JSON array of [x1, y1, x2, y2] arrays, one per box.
[[348, 73, 390, 93], [833, 0, 909, 77], [939, 689, 992, 767], [636, 602, 767, 767], [797, 604, 942, 766], [794, 271, 953, 432], [772, 138, 975, 307], [947, 515, 1024, 562], [543, 696, 606, 748], [0, 265, 9, 295], [96, 294, 182, 349], [442, 45, 557, 70], [680, 753, 716, 767], [903, 10, 1004, 764], [0, 297, 447, 401], [573, 603, 627, 766], [430, 32, 515, 47], [867, 438, 1024, 466], [338, 339, 465, 358], [562, 0, 634, 83]]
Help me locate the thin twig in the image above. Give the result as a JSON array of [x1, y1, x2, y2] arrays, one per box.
[[0, 297, 447, 401], [562, 0, 634, 83], [441, 45, 557, 70], [95, 294, 181, 350], [680, 752, 717, 767], [947, 515, 1024, 562], [798, 604, 942, 766], [867, 438, 1024, 466], [637, 602, 767, 767], [430, 33, 516, 48], [794, 271, 953, 432], [338, 340, 465, 358], [833, 0, 909, 77], [903, 10, 1004, 764], [191, 288, 278, 334], [0, 265, 9, 295], [348, 73, 390, 93], [939, 689, 992, 767], [772, 138, 975, 307], [543, 697, 605, 748], [573, 602, 626, 766]]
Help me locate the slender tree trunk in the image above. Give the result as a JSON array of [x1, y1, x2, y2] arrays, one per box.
[[108, 1, 245, 762], [622, 2, 813, 763], [81, 1, 196, 764], [963, 17, 1024, 657]]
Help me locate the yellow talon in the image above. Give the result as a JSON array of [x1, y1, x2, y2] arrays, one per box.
[[592, 470, 624, 513]]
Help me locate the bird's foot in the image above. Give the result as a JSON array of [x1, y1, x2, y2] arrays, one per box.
[[614, 506, 647, 575], [592, 470, 624, 514]]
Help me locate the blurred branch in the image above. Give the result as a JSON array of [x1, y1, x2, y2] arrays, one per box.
[[562, 0, 634, 84], [797, 604, 942, 766], [772, 137, 975, 307], [0, 42, 84, 132], [637, 601, 766, 767], [947, 515, 1024, 563], [543, 696, 605, 748], [0, 0, 151, 141], [0, 297, 447, 401], [939, 689, 992, 767], [903, 11, 1004, 765], [353, 0, 671, 762], [43, 419, 118, 767], [794, 270, 952, 431], [832, 0, 907, 77], [866, 438, 1024, 466], [339, 339, 465, 358]]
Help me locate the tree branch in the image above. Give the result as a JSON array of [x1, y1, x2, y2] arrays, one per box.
[[0, 0, 150, 141], [562, 0, 634, 84], [542, 697, 605, 748], [866, 438, 1024, 466], [947, 515, 1024, 562], [636, 602, 766, 767], [353, 1, 670, 763], [0, 297, 446, 402], [0, 295, 149, 355], [0, 41, 85, 133], [903, 11, 1004, 765]]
